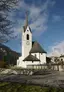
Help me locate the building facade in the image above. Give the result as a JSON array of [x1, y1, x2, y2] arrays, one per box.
[[17, 15, 47, 68]]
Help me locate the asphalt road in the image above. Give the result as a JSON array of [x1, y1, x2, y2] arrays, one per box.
[[0, 71, 64, 87]]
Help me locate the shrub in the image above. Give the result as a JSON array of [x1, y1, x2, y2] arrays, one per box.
[[0, 61, 7, 68]]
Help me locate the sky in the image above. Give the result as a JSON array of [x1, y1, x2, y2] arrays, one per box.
[[4, 0, 64, 56]]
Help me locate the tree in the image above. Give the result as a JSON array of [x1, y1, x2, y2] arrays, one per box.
[[0, 61, 6, 68], [0, 0, 18, 43]]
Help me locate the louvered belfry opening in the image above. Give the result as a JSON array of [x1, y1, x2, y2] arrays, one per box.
[[26, 34, 29, 40]]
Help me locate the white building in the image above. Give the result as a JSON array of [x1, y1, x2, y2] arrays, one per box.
[[17, 15, 47, 68], [60, 55, 64, 61]]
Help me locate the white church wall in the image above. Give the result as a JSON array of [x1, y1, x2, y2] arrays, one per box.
[[31, 53, 39, 59], [17, 53, 46, 68], [25, 61, 40, 66], [17, 57, 22, 67], [22, 26, 32, 59], [31, 53, 46, 64], [22, 32, 24, 58], [40, 53, 46, 64], [17, 56, 26, 68]]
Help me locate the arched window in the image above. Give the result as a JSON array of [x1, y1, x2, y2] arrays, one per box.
[[26, 34, 29, 40]]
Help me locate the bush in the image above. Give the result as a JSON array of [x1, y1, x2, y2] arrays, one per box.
[[0, 61, 7, 68]]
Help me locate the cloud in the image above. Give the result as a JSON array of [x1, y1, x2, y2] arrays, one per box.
[[9, 0, 56, 37], [28, 0, 56, 36], [52, 15, 63, 22], [30, 13, 48, 36], [48, 41, 64, 57]]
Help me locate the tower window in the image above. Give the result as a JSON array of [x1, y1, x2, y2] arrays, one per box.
[[26, 34, 29, 40]]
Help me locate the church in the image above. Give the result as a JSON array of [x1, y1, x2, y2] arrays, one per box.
[[17, 15, 47, 68]]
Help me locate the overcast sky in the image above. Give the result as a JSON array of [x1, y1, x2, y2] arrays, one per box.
[[4, 0, 64, 56]]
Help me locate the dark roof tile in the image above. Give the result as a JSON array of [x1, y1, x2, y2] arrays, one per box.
[[23, 54, 40, 61], [30, 41, 46, 53]]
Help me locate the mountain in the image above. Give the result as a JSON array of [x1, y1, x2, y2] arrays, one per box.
[[0, 43, 21, 65]]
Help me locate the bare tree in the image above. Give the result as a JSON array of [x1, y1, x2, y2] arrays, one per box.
[[0, 0, 18, 43]]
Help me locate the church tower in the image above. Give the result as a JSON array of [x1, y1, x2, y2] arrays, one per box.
[[22, 14, 32, 59]]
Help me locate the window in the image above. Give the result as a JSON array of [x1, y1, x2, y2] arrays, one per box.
[[26, 34, 29, 40]]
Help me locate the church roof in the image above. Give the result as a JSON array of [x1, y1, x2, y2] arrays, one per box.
[[23, 13, 32, 33], [32, 41, 35, 46], [24, 12, 28, 32], [23, 26, 27, 32], [30, 41, 46, 53], [23, 54, 40, 61], [23, 26, 32, 33]]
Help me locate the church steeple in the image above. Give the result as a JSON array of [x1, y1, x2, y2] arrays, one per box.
[[23, 12, 28, 32], [22, 13, 32, 58], [25, 12, 28, 27]]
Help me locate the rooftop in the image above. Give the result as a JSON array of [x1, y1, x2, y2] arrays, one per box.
[[23, 54, 40, 61], [30, 41, 46, 53]]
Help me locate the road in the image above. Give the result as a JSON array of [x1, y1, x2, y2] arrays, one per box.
[[0, 71, 64, 87]]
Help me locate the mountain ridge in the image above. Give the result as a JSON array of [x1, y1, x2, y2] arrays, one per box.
[[0, 43, 21, 65]]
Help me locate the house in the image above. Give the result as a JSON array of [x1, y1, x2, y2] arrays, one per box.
[[17, 14, 47, 68], [60, 55, 64, 61], [49, 55, 64, 71]]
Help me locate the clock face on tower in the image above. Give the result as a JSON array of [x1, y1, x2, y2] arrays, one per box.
[[26, 41, 30, 45]]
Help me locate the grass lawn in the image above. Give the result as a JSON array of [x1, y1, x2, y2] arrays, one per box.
[[0, 82, 64, 92]]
